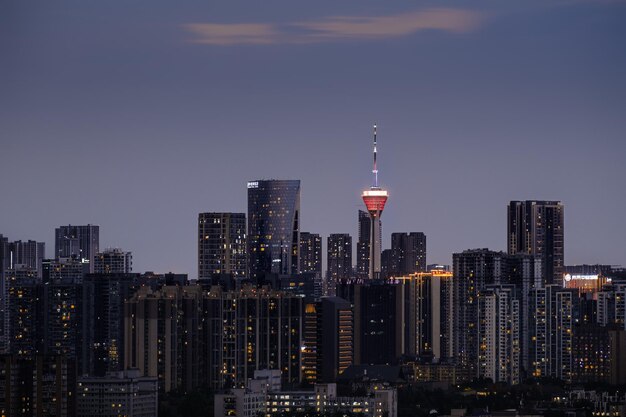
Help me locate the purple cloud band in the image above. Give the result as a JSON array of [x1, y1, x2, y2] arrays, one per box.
[[182, 8, 488, 45]]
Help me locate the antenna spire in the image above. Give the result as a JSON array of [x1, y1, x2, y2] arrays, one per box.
[[372, 124, 378, 188]]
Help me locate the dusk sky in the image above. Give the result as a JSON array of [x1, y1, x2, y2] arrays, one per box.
[[1, 0, 625, 275]]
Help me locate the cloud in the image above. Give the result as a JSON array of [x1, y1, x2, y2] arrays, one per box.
[[182, 8, 487, 46], [294, 9, 484, 40], [183, 23, 279, 45]]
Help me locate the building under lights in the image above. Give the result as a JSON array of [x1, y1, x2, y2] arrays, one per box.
[[563, 273, 611, 298], [395, 270, 454, 361]]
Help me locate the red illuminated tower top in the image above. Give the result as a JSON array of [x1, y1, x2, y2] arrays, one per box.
[[362, 124, 388, 215]]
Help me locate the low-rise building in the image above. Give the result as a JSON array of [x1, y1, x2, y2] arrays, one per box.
[[215, 370, 397, 417], [76, 369, 158, 417]]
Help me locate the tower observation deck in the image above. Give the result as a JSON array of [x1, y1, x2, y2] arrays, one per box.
[[361, 125, 388, 279]]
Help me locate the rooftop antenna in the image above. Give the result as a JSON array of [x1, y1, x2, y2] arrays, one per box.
[[372, 124, 378, 188]]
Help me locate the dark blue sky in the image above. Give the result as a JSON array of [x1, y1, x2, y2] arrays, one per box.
[[1, 0, 625, 274]]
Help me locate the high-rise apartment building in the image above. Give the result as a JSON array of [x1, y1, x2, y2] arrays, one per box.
[[0, 237, 45, 350], [361, 126, 388, 279], [452, 249, 506, 374], [508, 201, 564, 284], [42, 276, 82, 360], [300, 232, 322, 275], [477, 284, 521, 385], [396, 270, 454, 361], [327, 234, 352, 294], [453, 249, 543, 376], [529, 284, 578, 382], [303, 297, 353, 383], [124, 285, 204, 393], [94, 248, 133, 274], [505, 254, 542, 372], [0, 354, 75, 417], [198, 212, 247, 279], [597, 282, 626, 328], [352, 281, 403, 365], [55, 224, 100, 272], [125, 284, 304, 392], [247, 180, 301, 281], [82, 273, 138, 376], [6, 240, 45, 277], [42, 257, 89, 284], [390, 232, 426, 275], [6, 269, 42, 358], [203, 285, 304, 390]]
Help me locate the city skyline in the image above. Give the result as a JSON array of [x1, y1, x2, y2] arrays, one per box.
[[2, 1, 625, 274], [3, 2, 626, 416]]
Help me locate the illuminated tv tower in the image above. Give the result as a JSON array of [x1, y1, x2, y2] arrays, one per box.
[[361, 124, 388, 279]]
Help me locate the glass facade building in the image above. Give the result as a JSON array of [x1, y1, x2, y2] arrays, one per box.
[[247, 180, 301, 281]]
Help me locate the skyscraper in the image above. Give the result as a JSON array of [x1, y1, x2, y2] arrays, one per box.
[[247, 180, 301, 281], [327, 234, 352, 292], [508, 201, 564, 284], [55, 224, 100, 272], [356, 210, 372, 278], [0, 236, 7, 351], [380, 249, 393, 279], [300, 232, 322, 274], [198, 212, 247, 279], [361, 125, 388, 279], [390, 232, 426, 276]]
